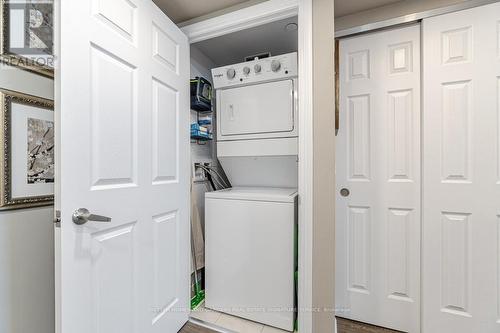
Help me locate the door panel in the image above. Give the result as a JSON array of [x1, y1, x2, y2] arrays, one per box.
[[335, 24, 421, 332], [57, 1, 190, 333], [422, 3, 500, 332], [90, 44, 137, 188]]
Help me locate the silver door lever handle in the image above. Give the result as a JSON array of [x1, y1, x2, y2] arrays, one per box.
[[72, 208, 112, 225]]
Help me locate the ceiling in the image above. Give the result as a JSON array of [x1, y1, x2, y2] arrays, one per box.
[[193, 16, 298, 67], [335, 0, 403, 17], [154, 0, 262, 24], [154, 0, 404, 24]]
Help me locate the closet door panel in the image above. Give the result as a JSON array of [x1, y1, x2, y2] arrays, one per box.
[[336, 24, 421, 333], [423, 3, 500, 332]]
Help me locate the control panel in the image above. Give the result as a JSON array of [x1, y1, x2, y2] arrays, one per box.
[[211, 52, 298, 89]]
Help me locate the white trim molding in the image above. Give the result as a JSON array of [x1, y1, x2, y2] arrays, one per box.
[[335, 0, 498, 38], [180, 0, 299, 43], [297, 0, 313, 332]]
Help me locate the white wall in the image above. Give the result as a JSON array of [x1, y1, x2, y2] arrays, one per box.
[[0, 207, 54, 333], [0, 64, 54, 333], [335, 0, 488, 32]]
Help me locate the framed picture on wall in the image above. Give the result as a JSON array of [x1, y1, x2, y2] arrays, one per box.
[[0, 89, 54, 210], [0, 0, 54, 78]]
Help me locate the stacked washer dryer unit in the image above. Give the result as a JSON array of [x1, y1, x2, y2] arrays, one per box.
[[205, 52, 298, 332]]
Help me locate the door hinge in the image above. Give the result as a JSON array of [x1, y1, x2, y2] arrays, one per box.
[[54, 210, 61, 228]]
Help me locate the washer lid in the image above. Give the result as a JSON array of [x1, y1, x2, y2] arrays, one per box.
[[205, 187, 297, 203]]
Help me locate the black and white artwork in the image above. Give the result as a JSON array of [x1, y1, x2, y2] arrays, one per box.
[[27, 117, 54, 184], [1, 90, 54, 210]]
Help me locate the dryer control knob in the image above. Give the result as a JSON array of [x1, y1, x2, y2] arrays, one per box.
[[243, 66, 251, 75], [254, 64, 262, 73], [226, 68, 236, 79], [271, 60, 281, 72]]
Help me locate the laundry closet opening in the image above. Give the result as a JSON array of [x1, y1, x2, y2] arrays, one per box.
[[186, 15, 299, 333]]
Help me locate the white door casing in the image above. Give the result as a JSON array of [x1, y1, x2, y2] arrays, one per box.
[[57, 1, 190, 332], [422, 3, 500, 332], [335, 25, 421, 332]]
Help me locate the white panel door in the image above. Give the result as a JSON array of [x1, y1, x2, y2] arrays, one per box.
[[57, 1, 190, 333], [336, 25, 421, 332], [422, 3, 500, 332]]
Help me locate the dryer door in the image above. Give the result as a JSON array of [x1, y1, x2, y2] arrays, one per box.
[[217, 79, 296, 141]]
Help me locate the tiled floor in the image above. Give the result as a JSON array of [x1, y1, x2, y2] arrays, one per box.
[[180, 321, 218, 333], [190, 303, 291, 333]]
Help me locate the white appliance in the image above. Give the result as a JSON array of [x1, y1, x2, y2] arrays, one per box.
[[211, 52, 298, 188], [205, 187, 297, 331], [205, 53, 298, 331], [212, 52, 298, 142]]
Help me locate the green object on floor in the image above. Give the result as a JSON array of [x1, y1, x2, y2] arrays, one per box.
[[190, 181, 205, 311], [190, 283, 205, 310], [294, 270, 298, 331]]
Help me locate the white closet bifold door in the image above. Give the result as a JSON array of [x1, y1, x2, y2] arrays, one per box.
[[335, 24, 421, 333], [422, 2, 500, 333]]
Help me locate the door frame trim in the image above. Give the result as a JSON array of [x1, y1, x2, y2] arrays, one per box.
[[297, 0, 313, 331], [180, 0, 299, 44], [181, 1, 315, 332], [335, 0, 497, 38]]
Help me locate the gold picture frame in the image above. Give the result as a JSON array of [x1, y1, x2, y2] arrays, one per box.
[[0, 89, 54, 210], [0, 0, 54, 78]]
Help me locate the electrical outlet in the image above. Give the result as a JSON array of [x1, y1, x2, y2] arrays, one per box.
[[193, 162, 211, 182], [193, 163, 204, 182]]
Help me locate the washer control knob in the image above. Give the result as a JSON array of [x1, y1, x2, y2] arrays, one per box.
[[254, 64, 262, 73], [226, 68, 236, 79], [243, 66, 251, 75], [271, 60, 281, 72]]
